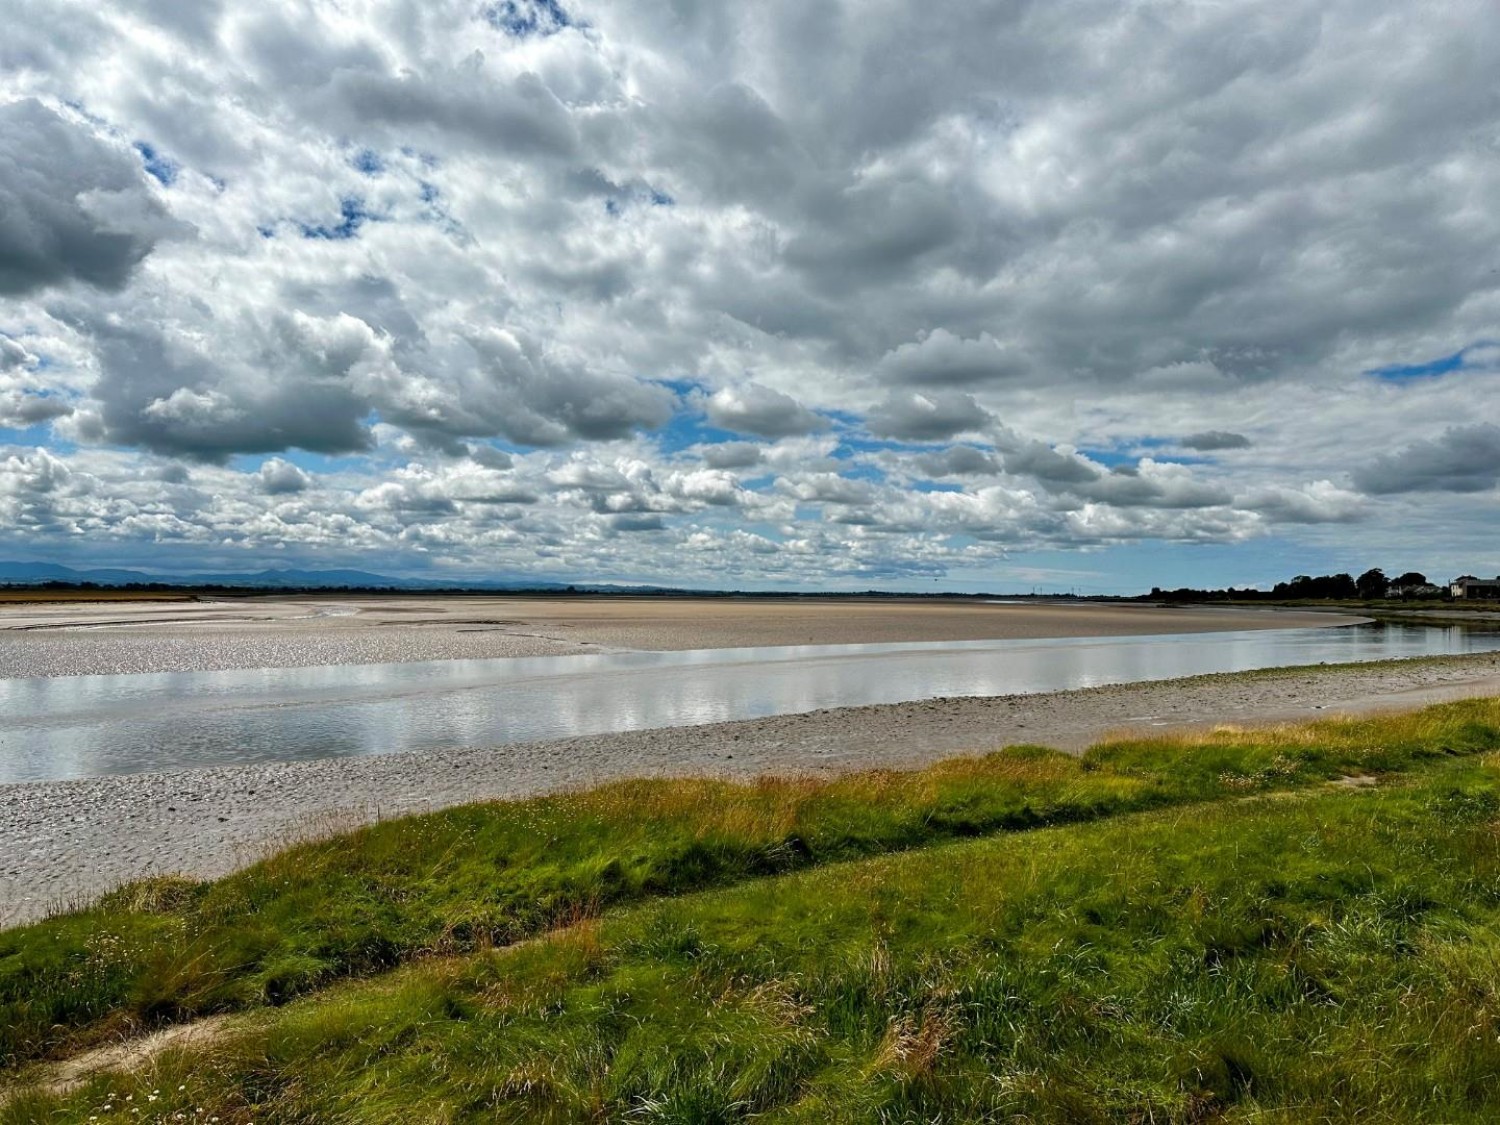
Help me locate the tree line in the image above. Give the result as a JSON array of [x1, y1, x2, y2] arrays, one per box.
[[1149, 569, 1440, 602]]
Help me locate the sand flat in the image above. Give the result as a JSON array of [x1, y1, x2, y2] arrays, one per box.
[[3, 651, 1498, 927], [0, 595, 1355, 678]]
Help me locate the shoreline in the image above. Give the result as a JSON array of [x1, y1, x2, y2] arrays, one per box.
[[4, 650, 1499, 929]]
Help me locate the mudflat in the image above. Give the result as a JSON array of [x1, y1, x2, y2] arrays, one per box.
[[0, 595, 1353, 677], [4, 651, 1499, 928]]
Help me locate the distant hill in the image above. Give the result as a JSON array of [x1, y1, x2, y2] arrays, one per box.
[[0, 560, 715, 594], [0, 561, 556, 590]]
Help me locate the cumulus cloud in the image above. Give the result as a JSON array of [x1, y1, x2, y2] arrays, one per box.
[[257, 457, 312, 494], [704, 384, 826, 438], [0, 335, 34, 371], [1182, 431, 1252, 452], [866, 391, 994, 441], [1353, 424, 1500, 494], [0, 99, 188, 296], [911, 446, 1002, 478], [80, 315, 374, 461], [0, 391, 72, 428], [1246, 481, 1367, 524], [1003, 443, 1100, 485], [699, 441, 765, 470], [2, 0, 1498, 585], [874, 331, 1026, 388], [445, 329, 675, 447]]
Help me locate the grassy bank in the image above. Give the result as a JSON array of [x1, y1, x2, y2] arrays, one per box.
[[4, 700, 1500, 1121], [5, 702, 1499, 1073]]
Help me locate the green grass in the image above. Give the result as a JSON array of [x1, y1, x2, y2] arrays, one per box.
[[5, 699, 1500, 1121], [6, 701, 1498, 1072]]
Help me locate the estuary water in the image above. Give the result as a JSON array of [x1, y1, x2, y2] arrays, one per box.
[[2, 622, 1498, 783]]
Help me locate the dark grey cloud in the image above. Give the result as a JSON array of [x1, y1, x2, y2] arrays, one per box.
[[0, 335, 32, 370], [867, 391, 993, 441], [700, 441, 764, 469], [1182, 431, 1251, 452], [1353, 424, 1500, 494], [1003, 443, 1100, 485], [873, 331, 1027, 388], [911, 445, 1002, 478], [705, 384, 825, 438], [324, 68, 580, 158], [0, 99, 187, 296], [79, 317, 372, 462], [459, 330, 676, 447], [0, 391, 72, 427], [1077, 469, 1232, 510]]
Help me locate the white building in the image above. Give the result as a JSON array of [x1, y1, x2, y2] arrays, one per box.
[[1450, 576, 1500, 599]]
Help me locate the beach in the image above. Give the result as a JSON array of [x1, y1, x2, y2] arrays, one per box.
[[0, 595, 1351, 677], [4, 646, 1499, 927]]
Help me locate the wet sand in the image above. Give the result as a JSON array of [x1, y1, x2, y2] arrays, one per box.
[[3, 651, 1498, 928], [0, 595, 1353, 677]]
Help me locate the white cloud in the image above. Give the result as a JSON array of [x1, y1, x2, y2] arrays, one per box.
[[1, 0, 1497, 586], [704, 383, 826, 438]]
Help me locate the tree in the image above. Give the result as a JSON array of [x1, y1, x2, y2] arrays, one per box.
[[1393, 571, 1427, 589], [1356, 568, 1389, 599]]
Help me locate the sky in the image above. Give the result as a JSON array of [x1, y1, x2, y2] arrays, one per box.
[[1, 0, 1497, 593]]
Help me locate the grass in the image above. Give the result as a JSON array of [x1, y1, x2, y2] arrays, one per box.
[[4, 699, 1500, 1121]]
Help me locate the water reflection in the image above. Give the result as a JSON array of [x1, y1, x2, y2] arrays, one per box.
[[2, 623, 1498, 783]]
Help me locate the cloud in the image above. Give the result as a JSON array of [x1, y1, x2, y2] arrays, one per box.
[[460, 329, 676, 447], [257, 457, 312, 494], [1182, 431, 1251, 452], [699, 441, 764, 469], [2, 0, 1498, 585], [911, 445, 1002, 478], [704, 384, 826, 438], [866, 391, 994, 441], [873, 330, 1026, 388], [79, 315, 375, 461], [1003, 443, 1100, 485], [0, 335, 35, 371], [1245, 481, 1366, 524], [0, 392, 73, 428], [0, 99, 188, 296], [1353, 424, 1500, 494]]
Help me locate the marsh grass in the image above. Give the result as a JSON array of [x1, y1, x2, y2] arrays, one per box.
[[9, 744, 1500, 1122], [3, 699, 1500, 1114]]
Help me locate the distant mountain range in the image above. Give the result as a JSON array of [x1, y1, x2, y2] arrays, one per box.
[[0, 560, 582, 591]]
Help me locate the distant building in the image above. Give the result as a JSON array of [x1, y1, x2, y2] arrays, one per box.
[[1390, 581, 1442, 598], [1450, 575, 1500, 599]]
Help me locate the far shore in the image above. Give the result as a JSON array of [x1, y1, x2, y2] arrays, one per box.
[[3, 650, 1498, 928]]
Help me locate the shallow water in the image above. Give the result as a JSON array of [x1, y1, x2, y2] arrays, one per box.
[[2, 623, 1498, 783]]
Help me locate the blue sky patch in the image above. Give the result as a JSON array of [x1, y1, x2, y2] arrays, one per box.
[[351, 149, 385, 176], [485, 0, 573, 37], [1365, 341, 1496, 382], [1077, 446, 1136, 469], [134, 141, 178, 186], [652, 410, 742, 455], [299, 197, 378, 241], [840, 462, 886, 483]]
